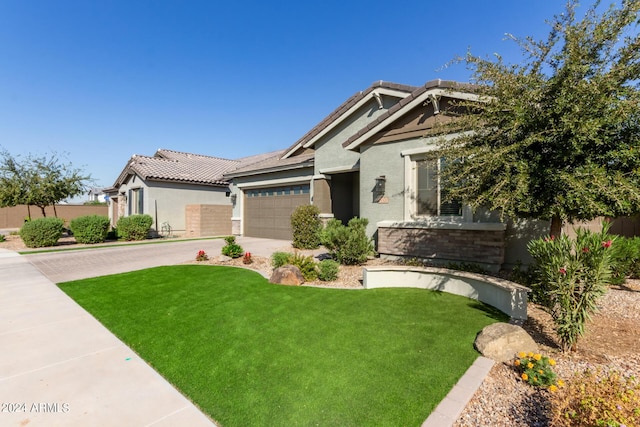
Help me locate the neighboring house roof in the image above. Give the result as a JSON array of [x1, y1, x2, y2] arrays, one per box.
[[342, 79, 478, 151], [280, 81, 418, 159], [112, 149, 241, 188]]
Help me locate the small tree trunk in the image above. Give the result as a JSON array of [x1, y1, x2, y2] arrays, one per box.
[[550, 215, 563, 237], [26, 205, 31, 221], [53, 204, 58, 217], [39, 205, 47, 217]]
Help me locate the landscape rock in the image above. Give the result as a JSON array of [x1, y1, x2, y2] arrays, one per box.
[[217, 255, 233, 263], [474, 322, 538, 363], [270, 265, 305, 286]]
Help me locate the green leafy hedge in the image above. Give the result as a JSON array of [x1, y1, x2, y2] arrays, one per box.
[[320, 217, 374, 265], [20, 217, 64, 248], [116, 214, 153, 241], [291, 205, 321, 249], [70, 215, 111, 244]]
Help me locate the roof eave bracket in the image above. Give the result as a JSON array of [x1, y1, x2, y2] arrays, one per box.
[[372, 92, 384, 109], [425, 93, 440, 115]]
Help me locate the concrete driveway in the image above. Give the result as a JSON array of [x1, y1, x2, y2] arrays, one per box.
[[27, 236, 295, 283]]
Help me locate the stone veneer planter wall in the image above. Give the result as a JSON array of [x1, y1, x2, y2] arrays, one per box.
[[376, 221, 507, 272]]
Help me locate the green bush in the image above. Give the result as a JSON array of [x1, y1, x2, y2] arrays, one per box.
[[70, 215, 111, 244], [321, 217, 374, 265], [221, 236, 244, 258], [19, 217, 64, 248], [291, 205, 322, 249], [610, 236, 640, 284], [269, 251, 319, 281], [317, 259, 339, 281], [527, 222, 614, 351], [116, 214, 153, 241], [287, 252, 318, 281], [271, 251, 293, 268], [0, 234, 5, 242]]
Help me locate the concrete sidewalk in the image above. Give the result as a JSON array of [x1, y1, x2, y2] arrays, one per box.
[[0, 248, 216, 427]]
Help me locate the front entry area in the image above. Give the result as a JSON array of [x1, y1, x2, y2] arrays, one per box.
[[243, 184, 311, 240]]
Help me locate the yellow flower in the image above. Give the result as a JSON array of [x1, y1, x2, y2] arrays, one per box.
[[518, 351, 526, 358], [527, 352, 534, 357], [521, 373, 528, 381], [538, 369, 544, 374], [549, 358, 556, 366], [533, 353, 542, 361], [557, 379, 565, 387], [549, 384, 558, 392], [514, 359, 520, 366], [527, 362, 534, 369]]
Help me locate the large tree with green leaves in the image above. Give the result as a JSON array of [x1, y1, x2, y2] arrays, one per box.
[[0, 149, 91, 217], [439, 0, 640, 236]]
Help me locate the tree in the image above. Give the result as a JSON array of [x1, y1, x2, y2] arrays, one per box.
[[0, 149, 91, 217], [438, 0, 640, 236]]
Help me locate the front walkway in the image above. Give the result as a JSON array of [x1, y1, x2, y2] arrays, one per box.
[[0, 248, 216, 426]]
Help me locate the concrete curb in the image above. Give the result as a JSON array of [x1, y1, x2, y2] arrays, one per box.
[[422, 356, 494, 426]]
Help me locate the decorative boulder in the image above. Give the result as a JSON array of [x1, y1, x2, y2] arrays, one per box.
[[474, 323, 538, 363], [217, 255, 233, 263], [270, 265, 305, 286]]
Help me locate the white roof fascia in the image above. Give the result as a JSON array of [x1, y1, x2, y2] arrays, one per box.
[[344, 89, 480, 151], [281, 87, 412, 159]]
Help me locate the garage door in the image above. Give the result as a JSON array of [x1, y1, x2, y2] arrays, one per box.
[[244, 184, 310, 240]]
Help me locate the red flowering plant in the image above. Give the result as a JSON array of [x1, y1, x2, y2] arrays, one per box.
[[242, 252, 252, 264], [527, 221, 615, 351], [196, 250, 209, 261]]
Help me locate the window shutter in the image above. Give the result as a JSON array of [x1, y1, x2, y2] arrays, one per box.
[[128, 189, 132, 215]]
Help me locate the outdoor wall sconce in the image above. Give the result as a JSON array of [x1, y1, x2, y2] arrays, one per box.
[[373, 175, 388, 203], [229, 193, 237, 204]]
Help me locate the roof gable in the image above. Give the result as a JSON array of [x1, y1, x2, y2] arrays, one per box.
[[281, 81, 417, 159], [342, 80, 478, 150]]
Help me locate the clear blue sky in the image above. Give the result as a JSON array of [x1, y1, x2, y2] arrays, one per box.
[[0, 0, 598, 194]]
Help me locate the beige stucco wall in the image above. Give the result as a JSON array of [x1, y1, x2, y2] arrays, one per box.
[[113, 174, 230, 235]]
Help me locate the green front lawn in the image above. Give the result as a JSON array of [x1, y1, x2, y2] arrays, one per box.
[[59, 265, 506, 426]]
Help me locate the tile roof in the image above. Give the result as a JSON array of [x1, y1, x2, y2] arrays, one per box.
[[224, 152, 314, 178], [114, 149, 241, 187]]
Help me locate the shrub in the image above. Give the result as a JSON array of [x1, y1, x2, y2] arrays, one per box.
[[221, 236, 244, 258], [19, 217, 64, 248], [513, 351, 559, 389], [551, 369, 640, 427], [272, 251, 293, 268], [196, 250, 209, 261], [446, 261, 488, 275], [321, 217, 374, 265], [69, 215, 110, 244], [0, 234, 5, 242], [610, 236, 640, 284], [287, 252, 318, 281], [527, 222, 614, 351], [116, 214, 153, 241], [269, 251, 318, 280], [317, 259, 339, 281], [291, 205, 322, 249]]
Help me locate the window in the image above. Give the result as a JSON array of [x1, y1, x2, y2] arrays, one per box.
[[128, 188, 144, 215], [415, 158, 461, 217]]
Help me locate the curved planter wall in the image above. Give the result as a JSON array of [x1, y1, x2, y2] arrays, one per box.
[[363, 266, 530, 320]]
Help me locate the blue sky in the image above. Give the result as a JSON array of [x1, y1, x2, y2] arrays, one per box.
[[0, 1, 597, 194]]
